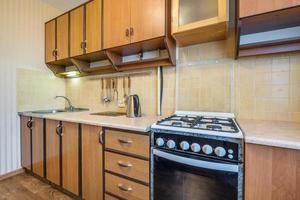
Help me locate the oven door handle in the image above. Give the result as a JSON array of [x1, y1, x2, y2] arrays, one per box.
[[153, 149, 239, 173]]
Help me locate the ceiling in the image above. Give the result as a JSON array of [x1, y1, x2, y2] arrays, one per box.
[[41, 0, 88, 11]]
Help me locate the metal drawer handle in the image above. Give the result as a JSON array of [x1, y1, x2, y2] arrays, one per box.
[[117, 184, 132, 192], [99, 129, 104, 144], [118, 138, 133, 144], [117, 161, 133, 168]]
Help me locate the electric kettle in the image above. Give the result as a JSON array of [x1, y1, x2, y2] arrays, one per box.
[[126, 95, 141, 118]]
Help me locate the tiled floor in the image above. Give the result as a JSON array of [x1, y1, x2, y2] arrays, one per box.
[[0, 173, 72, 200]]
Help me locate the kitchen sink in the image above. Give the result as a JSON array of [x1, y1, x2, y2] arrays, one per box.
[[31, 108, 89, 115], [31, 109, 66, 114], [90, 111, 126, 117]]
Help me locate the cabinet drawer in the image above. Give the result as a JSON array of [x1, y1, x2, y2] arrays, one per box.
[[105, 152, 149, 183], [105, 129, 149, 158], [105, 173, 149, 200], [105, 194, 119, 200]]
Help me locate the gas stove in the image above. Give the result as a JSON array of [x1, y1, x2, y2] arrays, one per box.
[[151, 111, 243, 139], [151, 111, 244, 200]]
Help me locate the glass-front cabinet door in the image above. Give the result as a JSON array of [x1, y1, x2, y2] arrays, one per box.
[[172, 0, 229, 46]]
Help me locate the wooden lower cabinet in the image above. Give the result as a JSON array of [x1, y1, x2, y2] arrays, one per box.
[[82, 124, 103, 200], [31, 118, 44, 177], [20, 116, 44, 177], [245, 143, 300, 200], [46, 120, 80, 196], [21, 116, 31, 171], [62, 122, 80, 195], [46, 119, 61, 185], [105, 129, 150, 200]]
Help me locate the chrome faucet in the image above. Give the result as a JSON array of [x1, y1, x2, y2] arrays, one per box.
[[55, 96, 75, 111]]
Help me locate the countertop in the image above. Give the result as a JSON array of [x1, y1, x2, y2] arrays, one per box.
[[20, 111, 163, 133], [20, 111, 300, 149], [238, 119, 300, 150]]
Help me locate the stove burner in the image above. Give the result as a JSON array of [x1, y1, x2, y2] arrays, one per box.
[[156, 114, 239, 133], [206, 125, 222, 131], [172, 122, 183, 127]]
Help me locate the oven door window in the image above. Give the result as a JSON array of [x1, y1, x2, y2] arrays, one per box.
[[154, 151, 239, 200]]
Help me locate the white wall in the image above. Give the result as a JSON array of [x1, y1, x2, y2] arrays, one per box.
[[0, 0, 64, 175]]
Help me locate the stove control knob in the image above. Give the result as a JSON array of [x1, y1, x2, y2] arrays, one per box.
[[156, 138, 165, 147], [202, 145, 213, 154], [191, 143, 201, 153], [166, 140, 176, 149], [180, 141, 190, 151], [214, 147, 226, 157]]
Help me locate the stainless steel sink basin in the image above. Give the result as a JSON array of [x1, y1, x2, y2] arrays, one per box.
[[90, 111, 126, 117], [31, 109, 66, 114], [66, 108, 89, 112], [31, 108, 89, 115]]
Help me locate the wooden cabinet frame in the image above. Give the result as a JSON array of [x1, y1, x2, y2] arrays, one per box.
[[171, 0, 229, 46], [45, 0, 175, 78]]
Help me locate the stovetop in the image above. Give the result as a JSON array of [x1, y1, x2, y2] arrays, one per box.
[[151, 111, 243, 139]]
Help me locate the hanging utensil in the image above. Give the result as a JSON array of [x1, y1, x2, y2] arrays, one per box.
[[114, 78, 119, 101], [101, 78, 104, 103], [123, 77, 127, 104]]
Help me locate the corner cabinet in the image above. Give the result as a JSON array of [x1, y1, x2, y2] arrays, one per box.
[[245, 144, 300, 200], [172, 0, 229, 46], [20, 116, 45, 177]]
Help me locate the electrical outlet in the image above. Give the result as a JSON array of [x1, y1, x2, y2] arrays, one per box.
[[118, 100, 125, 108]]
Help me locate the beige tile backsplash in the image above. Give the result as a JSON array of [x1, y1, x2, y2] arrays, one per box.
[[17, 68, 65, 111], [63, 40, 300, 122]]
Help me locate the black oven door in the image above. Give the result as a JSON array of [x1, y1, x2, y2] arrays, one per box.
[[153, 149, 242, 200]]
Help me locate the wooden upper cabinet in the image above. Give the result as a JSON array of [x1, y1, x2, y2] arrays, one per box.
[[86, 0, 102, 53], [45, 20, 56, 63], [239, 0, 300, 18], [70, 6, 84, 57], [103, 0, 131, 49], [172, 0, 228, 46], [56, 13, 69, 60], [32, 118, 44, 177], [245, 144, 300, 200], [130, 0, 165, 43], [21, 116, 31, 171]]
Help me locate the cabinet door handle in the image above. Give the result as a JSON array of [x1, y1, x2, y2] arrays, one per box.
[[125, 28, 130, 37], [27, 119, 33, 129], [99, 129, 104, 144], [52, 50, 56, 57], [117, 184, 132, 192], [56, 124, 63, 136], [130, 27, 134, 36], [117, 161, 132, 168], [118, 138, 133, 144], [80, 41, 87, 50]]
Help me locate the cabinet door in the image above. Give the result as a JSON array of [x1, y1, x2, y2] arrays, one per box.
[[32, 118, 44, 177], [245, 144, 300, 200], [240, 0, 300, 18], [86, 0, 102, 54], [70, 6, 84, 57], [21, 116, 31, 170], [56, 13, 69, 60], [130, 0, 165, 43], [45, 20, 56, 63], [103, 0, 131, 49], [46, 119, 60, 186], [82, 125, 103, 200], [62, 122, 79, 195]]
